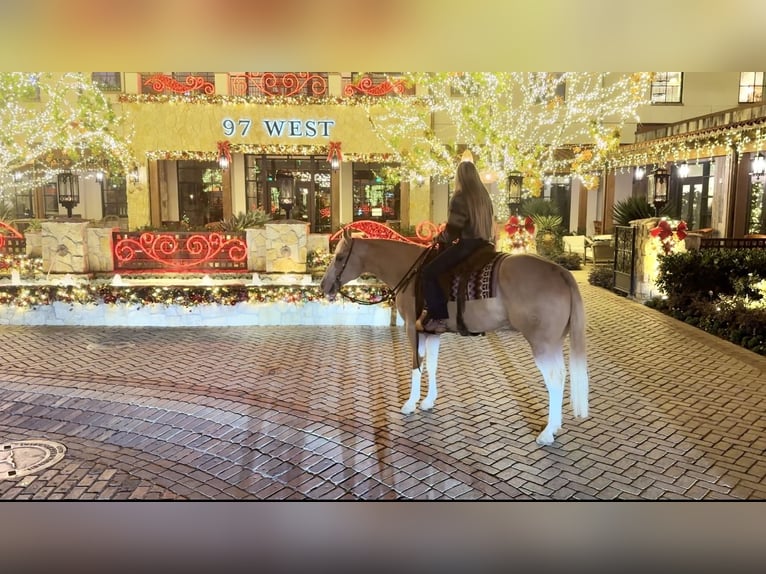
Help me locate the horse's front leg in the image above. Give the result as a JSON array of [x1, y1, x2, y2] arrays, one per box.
[[401, 328, 426, 415], [419, 334, 441, 411]]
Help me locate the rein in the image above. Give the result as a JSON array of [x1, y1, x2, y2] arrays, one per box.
[[336, 239, 433, 306]]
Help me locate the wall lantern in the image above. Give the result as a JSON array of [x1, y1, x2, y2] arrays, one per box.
[[129, 167, 139, 184], [95, 170, 104, 183], [506, 170, 524, 215], [678, 161, 689, 178], [327, 141, 342, 171], [634, 166, 645, 181], [276, 170, 295, 220], [652, 167, 669, 215], [217, 140, 232, 170], [13, 171, 23, 183], [57, 171, 80, 218], [750, 152, 766, 181]]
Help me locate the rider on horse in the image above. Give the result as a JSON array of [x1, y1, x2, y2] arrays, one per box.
[[416, 157, 496, 334]]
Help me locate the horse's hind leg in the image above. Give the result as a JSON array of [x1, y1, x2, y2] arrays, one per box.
[[532, 343, 566, 446], [420, 334, 441, 411], [401, 333, 427, 415]]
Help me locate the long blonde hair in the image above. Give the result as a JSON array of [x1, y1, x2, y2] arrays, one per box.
[[455, 161, 495, 242]]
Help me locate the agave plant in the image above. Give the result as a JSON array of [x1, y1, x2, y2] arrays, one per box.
[[612, 197, 666, 226], [215, 209, 271, 232], [520, 197, 559, 218]]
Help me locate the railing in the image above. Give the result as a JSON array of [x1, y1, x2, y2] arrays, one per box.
[[112, 231, 248, 272], [700, 237, 766, 250], [0, 221, 26, 256], [613, 226, 636, 296], [228, 73, 328, 98], [0, 236, 26, 256]]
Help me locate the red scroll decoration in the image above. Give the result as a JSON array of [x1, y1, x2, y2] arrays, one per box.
[[114, 232, 247, 271], [329, 220, 436, 246], [143, 74, 216, 95], [229, 73, 328, 97], [343, 76, 406, 97]]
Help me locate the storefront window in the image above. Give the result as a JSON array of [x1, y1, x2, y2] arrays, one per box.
[[670, 161, 714, 229], [352, 162, 400, 223], [747, 179, 766, 235], [102, 176, 128, 217], [177, 160, 223, 227], [244, 154, 331, 232]]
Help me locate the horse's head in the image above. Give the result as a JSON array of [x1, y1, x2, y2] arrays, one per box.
[[320, 227, 362, 301]]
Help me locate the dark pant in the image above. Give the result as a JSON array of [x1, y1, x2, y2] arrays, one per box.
[[421, 238, 487, 320]]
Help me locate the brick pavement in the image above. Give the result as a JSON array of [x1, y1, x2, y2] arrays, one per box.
[[0, 269, 765, 500]]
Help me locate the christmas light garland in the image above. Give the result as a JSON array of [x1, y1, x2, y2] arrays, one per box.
[[0, 283, 392, 309]]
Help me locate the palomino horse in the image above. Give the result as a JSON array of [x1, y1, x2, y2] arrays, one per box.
[[320, 227, 589, 446]]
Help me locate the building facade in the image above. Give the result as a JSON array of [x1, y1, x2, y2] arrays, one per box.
[[6, 72, 766, 240]]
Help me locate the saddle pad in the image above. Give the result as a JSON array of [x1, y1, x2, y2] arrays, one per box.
[[447, 252, 509, 301]]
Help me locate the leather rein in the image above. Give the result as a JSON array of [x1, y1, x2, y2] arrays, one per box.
[[333, 237, 433, 306]]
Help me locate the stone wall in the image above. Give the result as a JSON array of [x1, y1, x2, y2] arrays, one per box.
[[246, 227, 267, 272], [307, 233, 329, 255], [86, 227, 118, 273], [265, 221, 308, 273], [41, 221, 90, 274], [631, 218, 687, 301]]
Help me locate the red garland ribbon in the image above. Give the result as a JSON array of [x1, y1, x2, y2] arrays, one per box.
[[327, 141, 343, 163], [649, 219, 688, 254], [505, 215, 535, 236], [217, 140, 232, 165], [649, 219, 673, 241]]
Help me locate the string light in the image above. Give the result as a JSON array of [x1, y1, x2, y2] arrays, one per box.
[[364, 72, 653, 219], [1, 73, 135, 190]]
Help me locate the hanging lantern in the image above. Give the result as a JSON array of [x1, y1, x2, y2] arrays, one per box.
[[327, 141, 342, 171], [217, 140, 232, 169], [652, 167, 669, 214], [276, 170, 295, 219], [57, 171, 80, 218], [506, 170, 523, 215], [634, 166, 645, 181], [750, 152, 766, 180]]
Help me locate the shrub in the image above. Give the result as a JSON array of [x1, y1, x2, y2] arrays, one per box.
[[588, 266, 614, 289], [648, 247, 766, 356], [551, 252, 582, 270], [655, 249, 766, 306]]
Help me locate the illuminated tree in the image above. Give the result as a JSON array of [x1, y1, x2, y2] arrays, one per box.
[[0, 72, 135, 203], [366, 72, 652, 217]]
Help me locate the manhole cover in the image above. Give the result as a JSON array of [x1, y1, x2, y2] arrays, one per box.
[[0, 440, 66, 479]]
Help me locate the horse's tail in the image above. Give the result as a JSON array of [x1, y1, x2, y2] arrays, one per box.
[[564, 270, 589, 418]]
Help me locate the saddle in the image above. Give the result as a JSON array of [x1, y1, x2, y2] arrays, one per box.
[[417, 243, 508, 336]]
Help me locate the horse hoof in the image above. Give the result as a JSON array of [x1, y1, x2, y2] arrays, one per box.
[[401, 402, 416, 415], [419, 400, 435, 411], [535, 432, 555, 446]]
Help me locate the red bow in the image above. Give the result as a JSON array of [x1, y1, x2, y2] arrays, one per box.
[[327, 141, 343, 164], [505, 215, 535, 236], [649, 219, 673, 241], [676, 221, 687, 241], [217, 140, 232, 165]]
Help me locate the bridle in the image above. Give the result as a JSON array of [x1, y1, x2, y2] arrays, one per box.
[[332, 236, 433, 306]]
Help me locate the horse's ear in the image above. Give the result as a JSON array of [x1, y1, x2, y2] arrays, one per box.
[[342, 227, 351, 241]]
